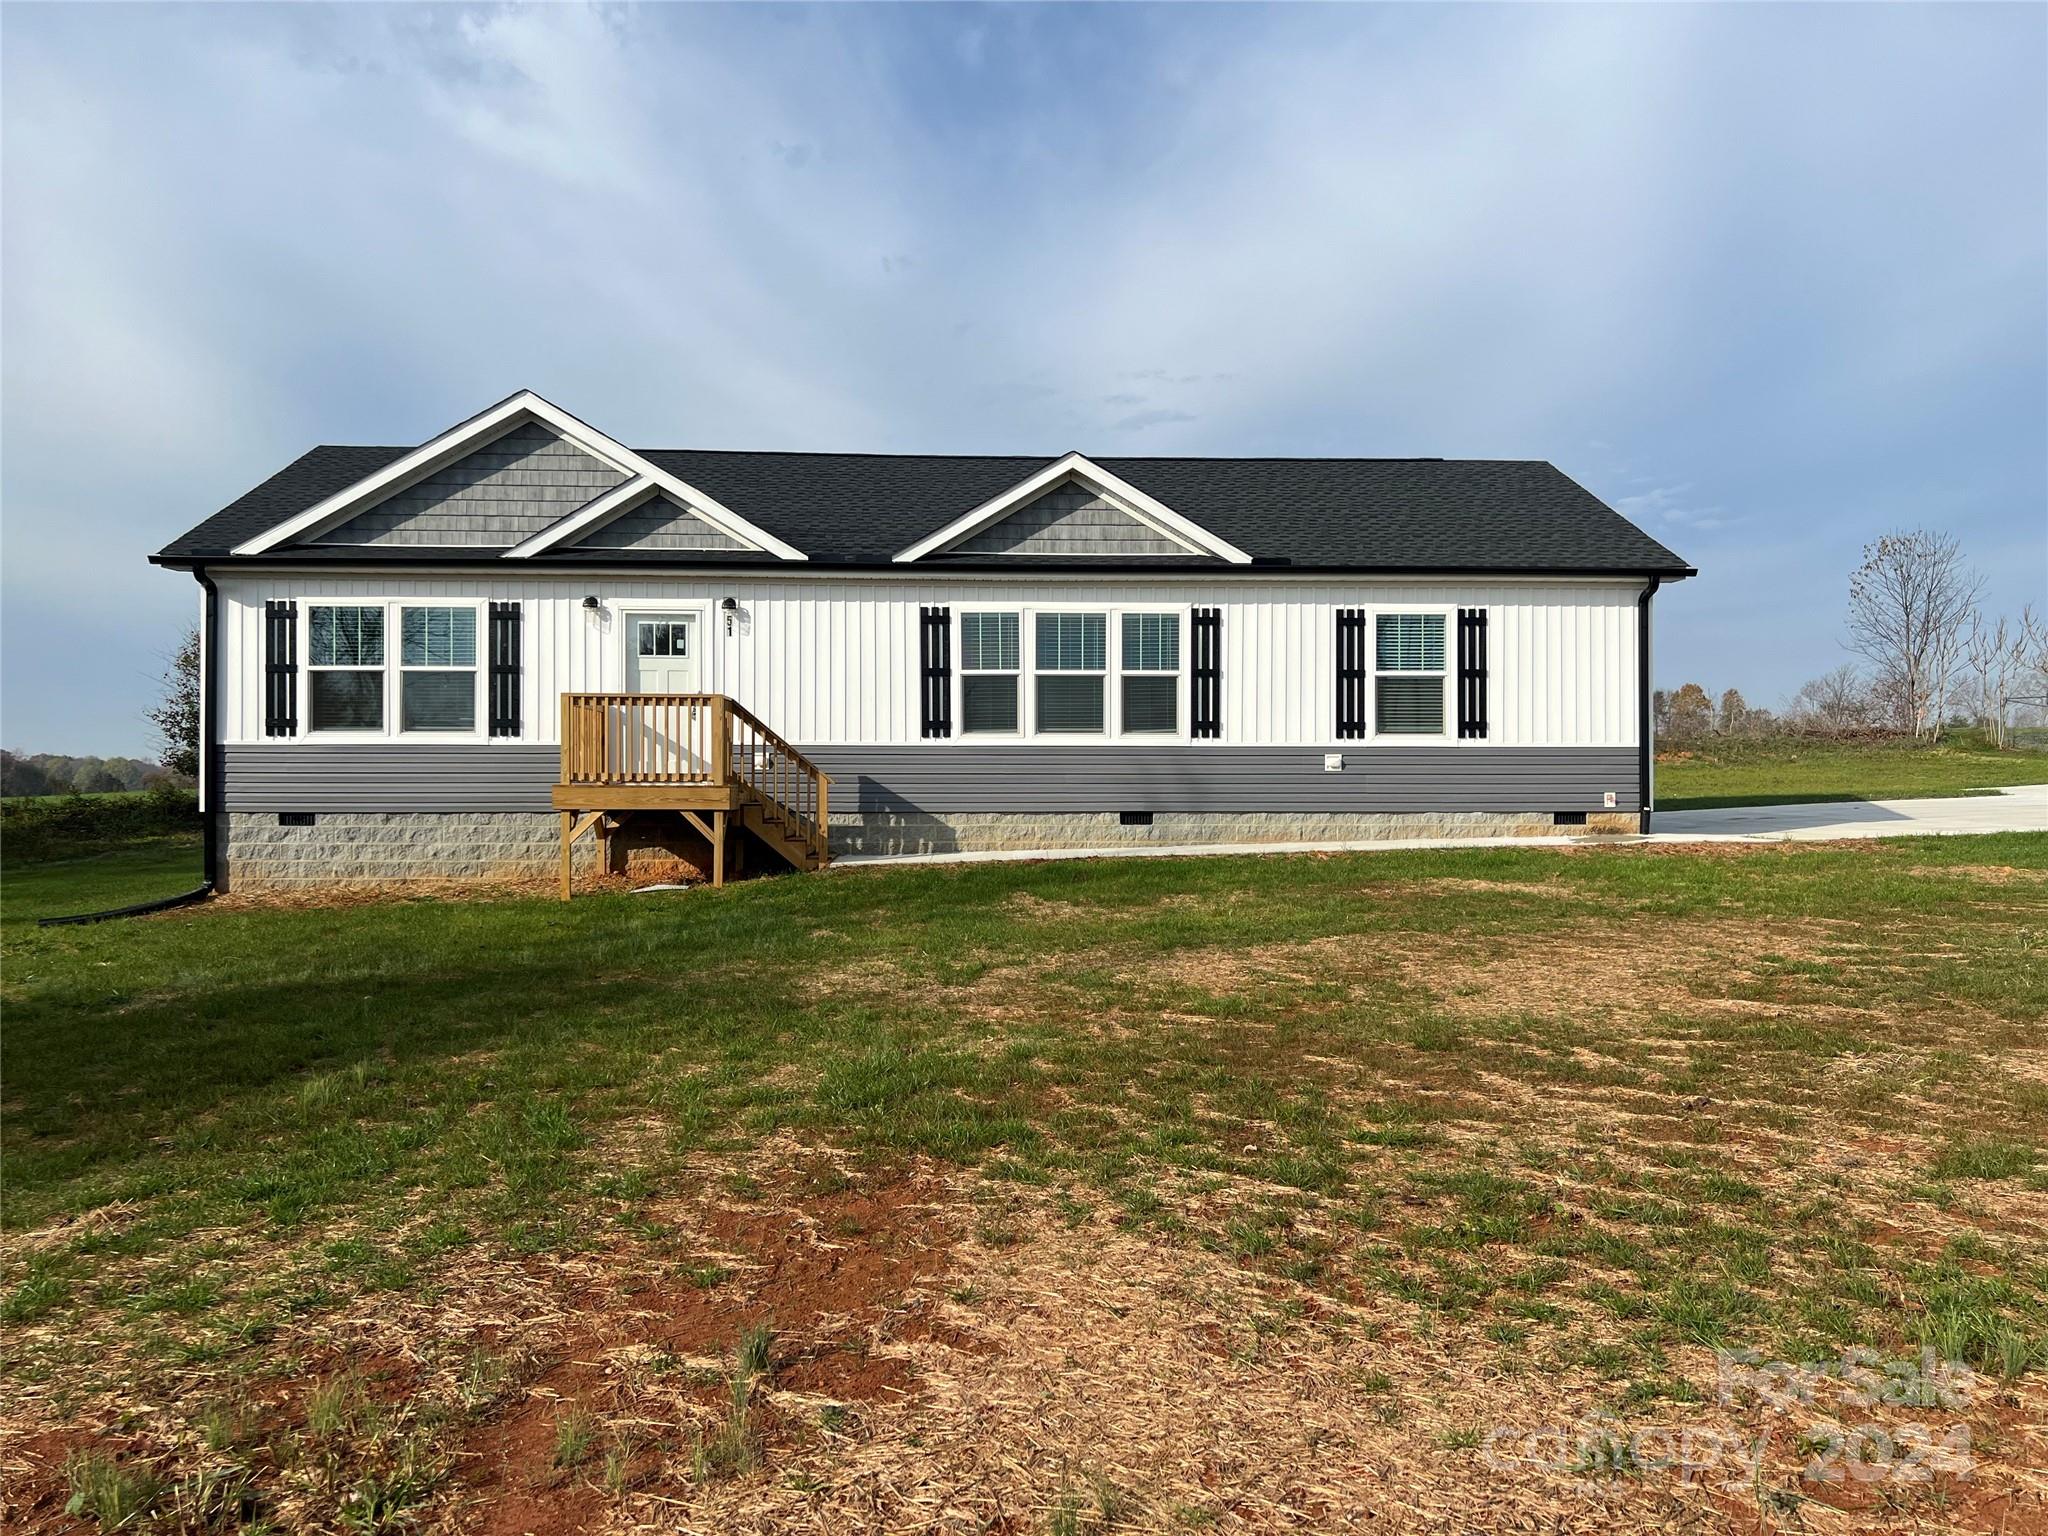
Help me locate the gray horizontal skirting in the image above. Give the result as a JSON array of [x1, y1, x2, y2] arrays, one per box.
[[221, 745, 562, 811], [806, 746, 1640, 815], [220, 744, 1638, 815]]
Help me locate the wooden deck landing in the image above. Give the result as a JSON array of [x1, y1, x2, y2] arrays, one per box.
[[552, 693, 830, 898]]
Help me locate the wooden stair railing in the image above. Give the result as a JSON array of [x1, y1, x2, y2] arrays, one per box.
[[555, 694, 831, 892]]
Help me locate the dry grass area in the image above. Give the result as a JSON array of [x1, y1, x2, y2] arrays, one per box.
[[5, 835, 2047, 1532], [6, 1146, 2042, 1534]]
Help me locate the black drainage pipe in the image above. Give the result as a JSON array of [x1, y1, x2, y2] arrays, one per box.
[[37, 569, 221, 927]]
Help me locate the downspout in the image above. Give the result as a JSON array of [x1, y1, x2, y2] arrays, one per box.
[[37, 568, 220, 926], [1637, 576, 1660, 834]]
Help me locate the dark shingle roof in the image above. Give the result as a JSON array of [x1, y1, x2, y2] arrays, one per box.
[[154, 446, 1693, 576]]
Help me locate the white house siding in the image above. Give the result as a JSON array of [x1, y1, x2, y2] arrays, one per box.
[[215, 570, 1641, 750]]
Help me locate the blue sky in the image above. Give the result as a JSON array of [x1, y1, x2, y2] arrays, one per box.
[[3, 2, 2042, 756]]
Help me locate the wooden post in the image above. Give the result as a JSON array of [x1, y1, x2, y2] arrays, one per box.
[[596, 812, 612, 877], [710, 697, 731, 787], [711, 809, 726, 888], [816, 774, 830, 869], [559, 810, 573, 901]]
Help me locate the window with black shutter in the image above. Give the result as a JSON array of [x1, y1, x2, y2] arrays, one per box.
[[264, 600, 298, 737], [920, 606, 952, 738], [1335, 609, 1368, 739], [1457, 607, 1489, 739], [489, 602, 523, 738], [1190, 607, 1222, 738]]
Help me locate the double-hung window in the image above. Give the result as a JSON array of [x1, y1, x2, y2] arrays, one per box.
[[307, 605, 386, 731], [1035, 612, 1106, 732], [1121, 612, 1180, 734], [959, 612, 1020, 734], [1374, 612, 1447, 735], [400, 606, 478, 732]]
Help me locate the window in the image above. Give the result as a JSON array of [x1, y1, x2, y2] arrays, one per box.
[[1121, 612, 1180, 734], [307, 605, 385, 730], [1035, 612, 1106, 732], [399, 606, 477, 732], [1374, 612, 1447, 735], [636, 619, 691, 657], [959, 612, 1020, 733]]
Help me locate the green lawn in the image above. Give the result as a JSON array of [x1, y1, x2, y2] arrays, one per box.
[[4, 834, 2045, 1529], [1655, 730, 2048, 810]]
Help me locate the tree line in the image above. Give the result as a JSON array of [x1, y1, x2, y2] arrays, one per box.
[[1661, 528, 2046, 745]]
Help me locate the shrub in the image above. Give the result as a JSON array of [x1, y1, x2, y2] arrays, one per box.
[[0, 783, 199, 863]]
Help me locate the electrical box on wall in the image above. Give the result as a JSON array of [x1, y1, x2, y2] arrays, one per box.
[[1324, 753, 1344, 772]]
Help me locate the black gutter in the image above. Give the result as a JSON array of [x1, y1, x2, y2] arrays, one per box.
[[36, 571, 221, 927], [152, 552, 1699, 580], [1637, 576, 1660, 834]]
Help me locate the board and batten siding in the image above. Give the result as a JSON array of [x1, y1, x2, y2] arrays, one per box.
[[214, 572, 1641, 750]]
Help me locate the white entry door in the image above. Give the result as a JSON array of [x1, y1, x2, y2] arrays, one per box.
[[626, 613, 704, 777], [629, 613, 701, 693]]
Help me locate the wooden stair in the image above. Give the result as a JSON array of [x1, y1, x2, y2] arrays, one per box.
[[551, 692, 830, 896]]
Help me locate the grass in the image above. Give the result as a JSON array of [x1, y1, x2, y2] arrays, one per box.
[[1655, 728, 2046, 810], [4, 828, 2046, 1524]]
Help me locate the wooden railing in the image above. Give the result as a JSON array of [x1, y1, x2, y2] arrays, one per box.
[[725, 697, 829, 861], [557, 693, 829, 862]]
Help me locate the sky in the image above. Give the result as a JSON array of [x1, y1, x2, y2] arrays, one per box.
[[3, 2, 2043, 757]]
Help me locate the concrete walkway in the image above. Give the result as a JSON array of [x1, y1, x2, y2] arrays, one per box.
[[831, 784, 2048, 870]]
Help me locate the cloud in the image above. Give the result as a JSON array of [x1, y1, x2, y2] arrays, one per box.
[[1, 3, 2040, 750]]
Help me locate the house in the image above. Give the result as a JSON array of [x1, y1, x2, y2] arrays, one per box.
[[150, 390, 1694, 894]]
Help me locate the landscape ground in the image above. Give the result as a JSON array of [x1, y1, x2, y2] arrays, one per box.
[[1652, 730, 2048, 810], [3, 809, 2046, 1533]]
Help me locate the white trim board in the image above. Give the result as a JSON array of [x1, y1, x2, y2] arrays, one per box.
[[892, 452, 1253, 566], [231, 390, 805, 562]]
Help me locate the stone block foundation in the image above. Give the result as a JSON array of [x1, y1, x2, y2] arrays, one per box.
[[220, 811, 714, 892], [220, 808, 1635, 889], [828, 809, 1637, 858]]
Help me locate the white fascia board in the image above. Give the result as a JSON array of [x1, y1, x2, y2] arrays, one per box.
[[232, 390, 805, 561], [500, 478, 661, 558], [891, 450, 1253, 565]]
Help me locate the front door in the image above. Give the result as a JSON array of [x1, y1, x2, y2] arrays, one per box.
[[629, 613, 701, 694], [626, 613, 704, 777]]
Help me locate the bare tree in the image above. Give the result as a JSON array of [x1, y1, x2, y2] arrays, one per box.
[[1716, 687, 1751, 735], [1844, 531, 1982, 740], [1786, 664, 1870, 732]]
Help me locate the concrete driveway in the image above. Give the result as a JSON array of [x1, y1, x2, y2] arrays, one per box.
[[1649, 783, 2048, 842]]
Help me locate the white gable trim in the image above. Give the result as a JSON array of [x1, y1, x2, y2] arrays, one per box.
[[232, 390, 804, 561], [891, 452, 1253, 565], [503, 479, 755, 557]]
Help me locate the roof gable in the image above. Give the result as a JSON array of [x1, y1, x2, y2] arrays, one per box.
[[949, 474, 1214, 559], [892, 452, 1253, 565], [310, 421, 626, 549], [231, 390, 804, 561], [554, 486, 752, 553]]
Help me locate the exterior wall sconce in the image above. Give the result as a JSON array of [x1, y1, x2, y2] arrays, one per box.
[[722, 596, 738, 635]]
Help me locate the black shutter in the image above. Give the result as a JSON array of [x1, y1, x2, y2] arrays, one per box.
[[264, 600, 298, 737], [920, 606, 952, 738], [489, 602, 523, 738], [1190, 607, 1222, 739], [1336, 609, 1368, 739], [1457, 607, 1489, 739]]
